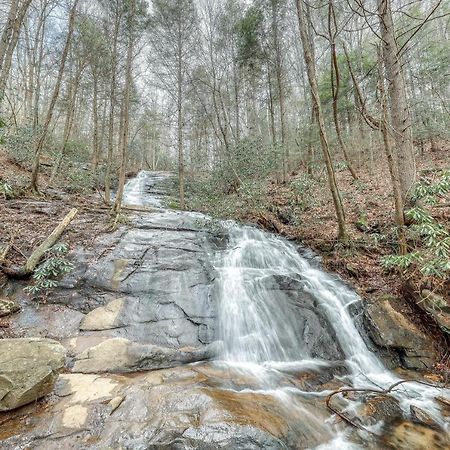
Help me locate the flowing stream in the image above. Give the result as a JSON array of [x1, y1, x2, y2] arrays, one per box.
[[214, 223, 449, 447]]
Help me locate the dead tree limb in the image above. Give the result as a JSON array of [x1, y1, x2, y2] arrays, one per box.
[[326, 379, 444, 432], [2, 208, 78, 278]]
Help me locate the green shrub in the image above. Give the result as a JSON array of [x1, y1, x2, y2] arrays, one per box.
[[24, 243, 73, 299], [64, 167, 100, 193], [381, 171, 450, 282], [3, 125, 39, 168], [0, 180, 13, 199]]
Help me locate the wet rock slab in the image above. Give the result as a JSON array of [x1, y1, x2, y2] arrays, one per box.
[[0, 363, 336, 450]]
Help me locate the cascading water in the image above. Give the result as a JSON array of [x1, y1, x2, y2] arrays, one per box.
[[117, 172, 449, 447], [122, 170, 169, 207], [214, 223, 449, 447]]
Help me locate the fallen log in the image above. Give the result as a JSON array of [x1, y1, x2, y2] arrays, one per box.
[[1, 208, 78, 278]]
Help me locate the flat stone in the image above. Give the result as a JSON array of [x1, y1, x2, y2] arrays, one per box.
[[0, 338, 66, 411], [381, 420, 450, 449], [57, 373, 118, 403], [410, 405, 440, 428], [72, 337, 220, 373]]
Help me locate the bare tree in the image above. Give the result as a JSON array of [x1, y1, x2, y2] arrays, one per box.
[[29, 0, 80, 192], [296, 0, 346, 240], [378, 0, 416, 205]]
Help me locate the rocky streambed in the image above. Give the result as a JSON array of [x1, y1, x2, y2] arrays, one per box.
[[0, 171, 449, 449]]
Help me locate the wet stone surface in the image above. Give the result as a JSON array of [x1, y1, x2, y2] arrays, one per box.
[[9, 209, 220, 352]]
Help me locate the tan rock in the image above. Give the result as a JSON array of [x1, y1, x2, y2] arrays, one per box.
[[58, 373, 118, 404], [80, 298, 125, 331], [63, 404, 88, 428], [72, 338, 131, 373], [0, 297, 20, 317], [109, 395, 124, 414], [72, 338, 217, 374], [365, 295, 438, 369]]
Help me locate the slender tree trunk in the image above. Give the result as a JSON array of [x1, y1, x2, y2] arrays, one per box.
[[113, 0, 135, 213], [378, 57, 407, 254], [91, 72, 100, 170], [271, 0, 288, 182], [29, 0, 79, 192], [0, 0, 33, 103], [306, 103, 315, 175], [177, 22, 185, 210], [328, 0, 357, 180], [0, 0, 19, 70], [296, 0, 346, 240], [233, 59, 240, 143], [50, 62, 84, 184], [378, 0, 416, 204], [105, 9, 121, 204], [267, 65, 276, 147], [24, 23, 34, 121], [343, 40, 407, 253], [33, 7, 47, 127]]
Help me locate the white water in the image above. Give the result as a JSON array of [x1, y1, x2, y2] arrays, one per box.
[[122, 171, 169, 207], [214, 223, 449, 446]]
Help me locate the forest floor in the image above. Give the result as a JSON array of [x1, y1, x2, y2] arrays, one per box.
[[0, 150, 114, 285]]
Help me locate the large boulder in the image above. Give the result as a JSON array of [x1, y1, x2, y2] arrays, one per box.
[[365, 296, 438, 370], [0, 338, 66, 411]]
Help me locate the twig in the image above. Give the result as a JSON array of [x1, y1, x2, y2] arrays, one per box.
[[326, 379, 444, 432]]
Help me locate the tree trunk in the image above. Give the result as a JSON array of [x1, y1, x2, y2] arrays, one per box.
[[105, 9, 121, 204], [33, 6, 48, 127], [50, 61, 84, 184], [328, 0, 357, 180], [378, 0, 416, 205], [378, 59, 407, 254], [177, 21, 185, 210], [91, 72, 100, 170], [271, 0, 288, 182], [0, 0, 19, 70], [296, 0, 346, 240], [29, 0, 79, 192], [113, 0, 135, 213], [0, 0, 33, 103], [306, 103, 315, 175]]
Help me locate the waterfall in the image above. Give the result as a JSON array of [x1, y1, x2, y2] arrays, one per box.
[[214, 223, 449, 440]]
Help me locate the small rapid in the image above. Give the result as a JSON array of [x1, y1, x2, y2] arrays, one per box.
[[214, 223, 449, 447]]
